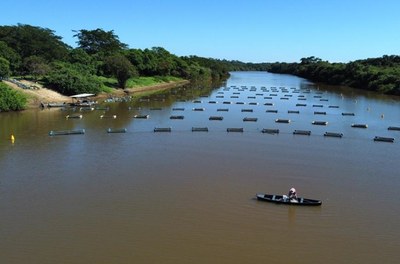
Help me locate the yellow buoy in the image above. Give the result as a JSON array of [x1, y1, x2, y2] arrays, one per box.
[[11, 134, 15, 143]]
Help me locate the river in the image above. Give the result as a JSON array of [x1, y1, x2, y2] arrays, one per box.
[[1, 72, 399, 264]]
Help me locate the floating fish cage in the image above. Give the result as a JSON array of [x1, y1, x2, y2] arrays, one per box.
[[154, 127, 172, 132], [192, 108, 205, 111], [150, 107, 162, 110], [230, 96, 239, 98], [100, 115, 117, 119], [249, 102, 259, 105], [312, 121, 328, 126], [298, 98, 307, 101], [243, 117, 258, 122], [293, 130, 311, 136], [324, 132, 343, 138], [264, 96, 273, 99], [373, 136, 395, 143], [288, 110, 300, 114], [296, 103, 307, 107], [170, 115, 184, 120], [133, 114, 149, 119], [227, 128, 244, 133], [313, 104, 323, 108], [107, 128, 127, 133], [208, 101, 217, 104], [217, 108, 229, 112], [280, 97, 289, 100], [236, 102, 245, 105], [192, 127, 209, 132], [329, 105, 339, 108], [264, 103, 274, 106], [314, 111, 327, 115], [79, 107, 94, 111], [342, 112, 355, 116], [266, 110, 278, 113], [95, 106, 109, 111], [275, 119, 291, 123], [351, 124, 368, 128], [223, 101, 232, 104], [209, 116, 224, 121], [388, 126, 400, 131], [49, 129, 85, 136], [261, 128, 280, 134], [172, 107, 185, 111], [241, 109, 253, 112], [193, 100, 202, 103], [248, 96, 256, 99], [66, 114, 82, 119]]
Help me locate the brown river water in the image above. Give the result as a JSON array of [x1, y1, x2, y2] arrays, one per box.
[[1, 72, 399, 264]]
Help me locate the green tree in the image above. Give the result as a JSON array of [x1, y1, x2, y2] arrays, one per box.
[[45, 62, 101, 95], [0, 57, 11, 79], [0, 41, 21, 74], [22, 55, 50, 80], [0, 24, 70, 62], [103, 54, 137, 88], [73, 28, 128, 55]]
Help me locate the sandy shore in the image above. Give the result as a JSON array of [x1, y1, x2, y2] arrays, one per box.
[[5, 79, 189, 109]]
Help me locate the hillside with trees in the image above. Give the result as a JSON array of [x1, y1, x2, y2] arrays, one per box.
[[0, 24, 232, 111]]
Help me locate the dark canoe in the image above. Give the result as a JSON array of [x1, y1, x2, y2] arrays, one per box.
[[256, 194, 322, 206]]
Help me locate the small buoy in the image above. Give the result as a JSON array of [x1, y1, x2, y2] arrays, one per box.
[[11, 134, 15, 143], [381, 114, 384, 119]]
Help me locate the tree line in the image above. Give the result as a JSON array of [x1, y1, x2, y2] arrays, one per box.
[[0, 24, 231, 97], [266, 56, 400, 95]]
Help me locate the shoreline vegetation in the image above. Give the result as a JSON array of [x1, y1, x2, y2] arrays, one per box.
[[1, 24, 400, 111], [2, 77, 190, 109]]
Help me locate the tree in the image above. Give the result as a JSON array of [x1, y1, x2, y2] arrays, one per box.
[[0, 24, 70, 62], [104, 54, 137, 88], [22, 55, 50, 80], [73, 28, 128, 55], [45, 62, 102, 95], [0, 57, 11, 79], [0, 41, 21, 73]]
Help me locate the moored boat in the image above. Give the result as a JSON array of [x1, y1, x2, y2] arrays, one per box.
[[256, 194, 322, 206]]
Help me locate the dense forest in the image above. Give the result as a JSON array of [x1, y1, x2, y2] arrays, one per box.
[[0, 24, 399, 111], [0, 24, 231, 97], [267, 56, 400, 95]]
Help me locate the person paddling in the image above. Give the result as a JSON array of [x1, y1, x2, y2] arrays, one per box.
[[288, 187, 298, 202]]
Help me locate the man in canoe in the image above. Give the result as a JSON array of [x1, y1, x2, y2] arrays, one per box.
[[288, 188, 298, 202], [283, 187, 298, 202]]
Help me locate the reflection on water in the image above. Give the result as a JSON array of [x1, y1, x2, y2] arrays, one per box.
[[0, 72, 399, 264]]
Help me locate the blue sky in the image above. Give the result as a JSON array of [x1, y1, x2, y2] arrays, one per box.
[[2, 0, 400, 63]]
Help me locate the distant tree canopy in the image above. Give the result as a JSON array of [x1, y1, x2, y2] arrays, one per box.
[[267, 55, 400, 95]]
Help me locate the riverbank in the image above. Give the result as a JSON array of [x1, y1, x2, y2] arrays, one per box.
[[4, 79, 190, 109]]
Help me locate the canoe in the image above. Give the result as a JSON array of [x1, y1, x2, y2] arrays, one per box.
[[256, 194, 322, 206]]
